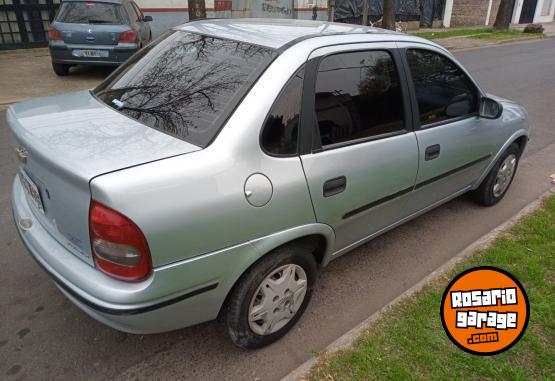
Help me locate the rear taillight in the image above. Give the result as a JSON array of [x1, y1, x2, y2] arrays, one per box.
[[119, 30, 137, 43], [47, 28, 63, 41], [89, 201, 152, 281]]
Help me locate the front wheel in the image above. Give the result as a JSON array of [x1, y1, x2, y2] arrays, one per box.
[[222, 244, 317, 349], [470, 143, 520, 206]]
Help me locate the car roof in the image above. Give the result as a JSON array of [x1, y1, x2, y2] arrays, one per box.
[[61, 0, 126, 4], [175, 18, 412, 50]]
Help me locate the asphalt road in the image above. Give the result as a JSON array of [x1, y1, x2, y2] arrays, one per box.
[[1, 39, 555, 381]]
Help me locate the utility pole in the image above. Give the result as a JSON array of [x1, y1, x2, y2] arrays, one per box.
[[328, 0, 335, 21]]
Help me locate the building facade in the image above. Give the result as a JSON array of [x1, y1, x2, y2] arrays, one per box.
[[1, 0, 553, 49], [140, 0, 329, 37], [444, 0, 555, 27]]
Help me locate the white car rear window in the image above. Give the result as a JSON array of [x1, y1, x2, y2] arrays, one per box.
[[94, 31, 277, 147]]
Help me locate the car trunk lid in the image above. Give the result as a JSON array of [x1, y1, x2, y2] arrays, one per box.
[[8, 90, 200, 266]]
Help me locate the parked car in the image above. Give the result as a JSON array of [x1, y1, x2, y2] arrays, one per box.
[[47, 0, 152, 76], [10, 19, 529, 349]]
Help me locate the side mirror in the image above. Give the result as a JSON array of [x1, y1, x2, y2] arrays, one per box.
[[479, 97, 503, 119], [144, 15, 153, 22]]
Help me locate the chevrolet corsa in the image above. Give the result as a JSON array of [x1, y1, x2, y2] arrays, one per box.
[[10, 19, 529, 348]]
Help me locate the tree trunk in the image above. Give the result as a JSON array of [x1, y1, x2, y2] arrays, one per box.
[[188, 0, 206, 20], [362, 0, 369, 26], [493, 0, 513, 29], [382, 0, 396, 30]]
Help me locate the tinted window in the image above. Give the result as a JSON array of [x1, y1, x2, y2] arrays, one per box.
[[406, 49, 478, 126], [131, 2, 143, 19], [314, 50, 405, 148], [56, 2, 124, 24], [94, 31, 277, 147], [123, 2, 138, 21], [261, 66, 304, 155]]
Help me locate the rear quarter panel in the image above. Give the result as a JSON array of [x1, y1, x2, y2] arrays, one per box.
[[90, 47, 317, 267]]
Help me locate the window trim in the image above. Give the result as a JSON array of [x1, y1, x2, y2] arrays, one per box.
[[301, 45, 413, 154], [259, 64, 306, 158], [401, 46, 483, 130], [312, 129, 408, 153]]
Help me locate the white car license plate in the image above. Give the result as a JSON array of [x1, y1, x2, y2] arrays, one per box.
[[20, 170, 45, 214], [82, 49, 102, 58], [72, 49, 108, 58]]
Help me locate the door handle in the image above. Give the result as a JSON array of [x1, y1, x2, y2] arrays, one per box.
[[425, 144, 441, 161], [323, 176, 347, 197]]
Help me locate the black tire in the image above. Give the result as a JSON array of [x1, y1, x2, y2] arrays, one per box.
[[52, 62, 70, 76], [223, 243, 317, 349], [470, 143, 520, 206]]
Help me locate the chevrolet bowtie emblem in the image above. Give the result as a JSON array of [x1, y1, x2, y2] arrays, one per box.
[[15, 147, 28, 164]]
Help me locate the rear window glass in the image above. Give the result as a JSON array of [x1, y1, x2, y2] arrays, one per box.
[[56, 2, 124, 24], [94, 31, 277, 147]]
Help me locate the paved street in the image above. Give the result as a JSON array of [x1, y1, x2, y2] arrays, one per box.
[[1, 39, 554, 381]]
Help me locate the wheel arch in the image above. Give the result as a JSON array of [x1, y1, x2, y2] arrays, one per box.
[[217, 223, 335, 318], [472, 129, 529, 190]]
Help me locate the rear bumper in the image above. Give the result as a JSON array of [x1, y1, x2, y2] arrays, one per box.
[[49, 42, 138, 66], [11, 175, 260, 333]]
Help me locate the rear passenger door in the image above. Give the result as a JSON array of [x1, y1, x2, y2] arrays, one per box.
[[398, 44, 493, 214], [300, 43, 419, 254]]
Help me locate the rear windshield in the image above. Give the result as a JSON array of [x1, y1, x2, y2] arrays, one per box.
[[93, 31, 277, 147], [56, 2, 124, 24]]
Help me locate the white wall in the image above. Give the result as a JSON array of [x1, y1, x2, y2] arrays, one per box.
[[512, 0, 555, 23]]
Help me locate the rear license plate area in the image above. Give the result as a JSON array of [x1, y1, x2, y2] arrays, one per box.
[[72, 49, 108, 58], [20, 170, 45, 214]]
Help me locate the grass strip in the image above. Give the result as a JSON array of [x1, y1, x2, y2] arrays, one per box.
[[309, 195, 555, 381]]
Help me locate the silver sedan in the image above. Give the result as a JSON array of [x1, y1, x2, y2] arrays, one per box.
[[9, 18, 529, 349]]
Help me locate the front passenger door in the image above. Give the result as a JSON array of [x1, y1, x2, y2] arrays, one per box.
[[300, 44, 419, 255], [400, 46, 494, 214]]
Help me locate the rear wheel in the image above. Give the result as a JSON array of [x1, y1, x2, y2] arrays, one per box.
[[52, 62, 70, 76], [470, 143, 520, 206], [223, 243, 317, 349]]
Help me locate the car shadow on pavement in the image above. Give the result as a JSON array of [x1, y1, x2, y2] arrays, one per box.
[[67, 65, 116, 79]]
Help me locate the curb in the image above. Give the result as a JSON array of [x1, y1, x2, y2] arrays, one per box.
[[282, 186, 555, 381]]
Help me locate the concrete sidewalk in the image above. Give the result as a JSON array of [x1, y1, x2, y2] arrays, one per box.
[[421, 21, 555, 51], [0, 48, 110, 108]]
